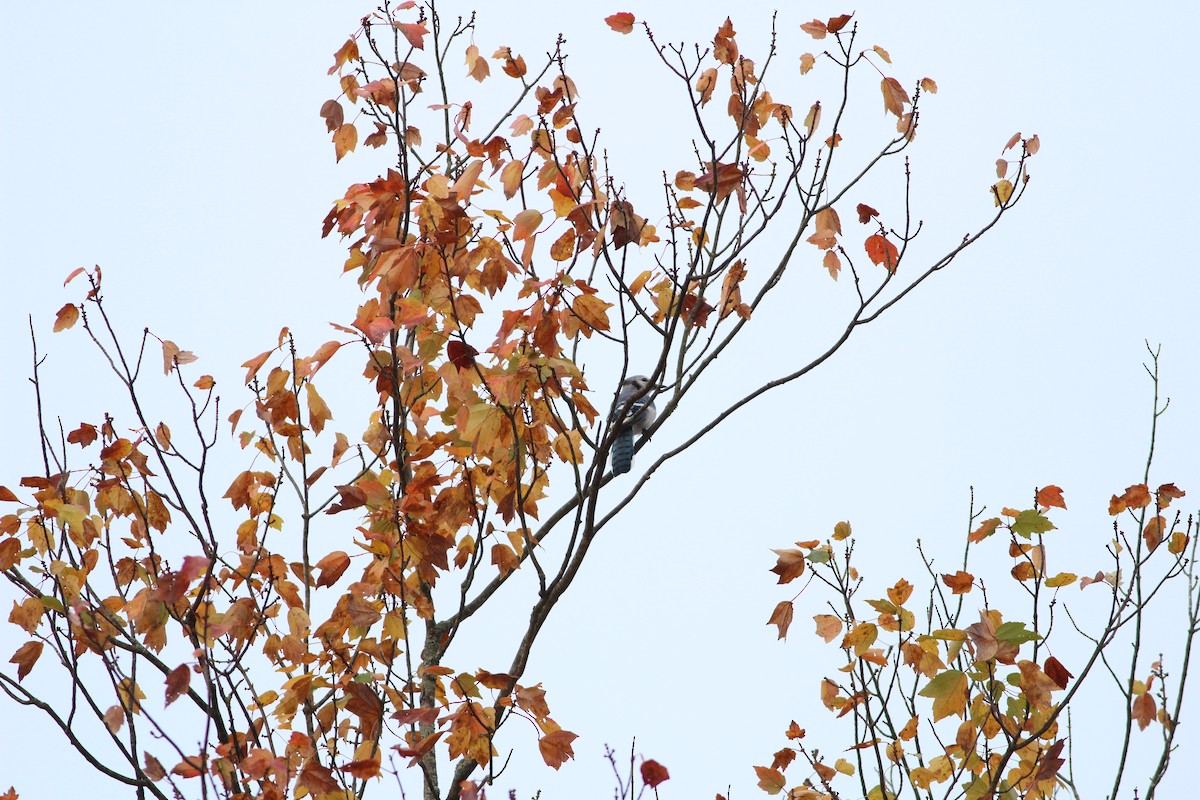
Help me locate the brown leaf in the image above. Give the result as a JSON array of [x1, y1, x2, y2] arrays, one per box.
[[770, 548, 806, 583], [10, 640, 42, 681], [880, 77, 910, 117], [165, 664, 191, 706], [319, 99, 344, 132], [826, 14, 853, 33], [1132, 690, 1157, 730], [920, 77, 938, 94], [768, 601, 794, 639]]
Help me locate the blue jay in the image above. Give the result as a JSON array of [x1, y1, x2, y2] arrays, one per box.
[[610, 375, 657, 475]]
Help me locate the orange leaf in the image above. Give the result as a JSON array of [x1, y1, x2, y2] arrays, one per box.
[[512, 208, 542, 241], [754, 766, 786, 794], [865, 234, 899, 272], [814, 614, 842, 643], [920, 77, 938, 94], [538, 730, 577, 769], [53, 304, 79, 332], [941, 571, 974, 595], [605, 12, 635, 34], [333, 123, 357, 161]]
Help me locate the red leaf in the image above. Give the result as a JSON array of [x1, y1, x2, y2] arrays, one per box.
[[856, 203, 879, 224], [447, 339, 479, 370]]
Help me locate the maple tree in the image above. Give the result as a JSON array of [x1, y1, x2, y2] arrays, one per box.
[[760, 351, 1197, 800], [14, 3, 1190, 800]]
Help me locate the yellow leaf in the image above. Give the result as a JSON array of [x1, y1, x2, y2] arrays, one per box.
[[991, 179, 1014, 206]]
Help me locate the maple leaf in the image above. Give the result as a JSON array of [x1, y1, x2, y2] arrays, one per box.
[[605, 12, 635, 34], [768, 601, 793, 639], [919, 670, 968, 720], [800, 53, 815, 74], [713, 18, 738, 65], [165, 664, 191, 706], [395, 22, 428, 50], [814, 614, 842, 643], [880, 77, 909, 117], [770, 548, 806, 583], [1036, 485, 1066, 509], [800, 19, 827, 39], [53, 303, 79, 332], [333, 123, 358, 161], [941, 571, 974, 595], [827, 14, 853, 33], [865, 234, 899, 272], [754, 766, 786, 794], [538, 730, 577, 769], [641, 759, 669, 788], [9, 641, 42, 681], [856, 203, 879, 223]]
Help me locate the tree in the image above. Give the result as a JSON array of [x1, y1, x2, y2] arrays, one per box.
[[13, 3, 1186, 800], [760, 347, 1198, 800]]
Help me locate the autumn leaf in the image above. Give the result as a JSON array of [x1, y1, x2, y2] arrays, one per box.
[[800, 53, 815, 74], [538, 730, 577, 769], [165, 664, 191, 706], [1044, 656, 1073, 689], [919, 670, 968, 720], [161, 340, 198, 375], [53, 303, 79, 332], [10, 641, 42, 681], [865, 234, 899, 272], [770, 548, 806, 583], [512, 208, 542, 241], [800, 19, 827, 39], [640, 759, 669, 787], [695, 67, 718, 106], [827, 14, 853, 33], [992, 179, 1014, 206], [814, 614, 842, 643], [333, 123, 357, 161], [754, 766, 786, 794], [880, 77, 909, 117], [941, 571, 973, 595], [396, 22, 428, 50], [319, 103, 345, 140], [605, 12, 636, 34], [768, 601, 794, 639]]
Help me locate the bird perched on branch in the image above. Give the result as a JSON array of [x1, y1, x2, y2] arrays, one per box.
[[611, 375, 657, 475]]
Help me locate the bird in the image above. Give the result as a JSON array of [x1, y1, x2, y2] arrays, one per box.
[[610, 375, 657, 475]]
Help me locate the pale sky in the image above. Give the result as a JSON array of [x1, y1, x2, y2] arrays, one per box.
[[2, 2, 1197, 798]]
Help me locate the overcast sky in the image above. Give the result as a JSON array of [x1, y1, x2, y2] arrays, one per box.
[[2, 2, 1197, 798]]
